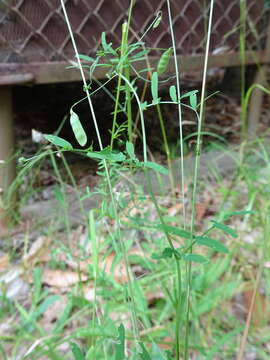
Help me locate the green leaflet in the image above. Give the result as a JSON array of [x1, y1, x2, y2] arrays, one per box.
[[196, 236, 229, 254], [211, 220, 238, 238], [44, 135, 73, 150], [156, 224, 191, 239], [70, 342, 84, 360], [101, 31, 117, 56], [87, 149, 126, 162], [151, 72, 159, 104], [223, 210, 254, 219], [180, 90, 198, 100], [184, 254, 208, 264], [151, 247, 181, 260], [78, 54, 95, 62], [144, 161, 168, 175], [189, 92, 197, 110], [139, 343, 152, 360], [115, 324, 125, 360], [169, 85, 177, 102], [140, 101, 148, 111]]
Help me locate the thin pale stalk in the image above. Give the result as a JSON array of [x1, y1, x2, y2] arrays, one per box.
[[167, 1, 186, 356], [125, 0, 134, 142], [237, 211, 268, 359], [118, 73, 147, 162], [240, 0, 247, 138], [110, 45, 124, 148], [167, 0, 186, 226], [184, 1, 215, 359]]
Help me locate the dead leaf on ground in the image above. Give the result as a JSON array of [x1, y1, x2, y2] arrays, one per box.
[[40, 295, 68, 331], [167, 203, 183, 217], [102, 253, 129, 283], [23, 236, 51, 268], [0, 253, 10, 272], [24, 269, 87, 288], [66, 248, 146, 284], [68, 254, 129, 284], [243, 288, 270, 327], [0, 267, 29, 300], [195, 202, 209, 221], [42, 269, 87, 288], [83, 285, 96, 301]]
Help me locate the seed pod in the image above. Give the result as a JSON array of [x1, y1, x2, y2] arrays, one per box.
[[157, 47, 172, 75], [70, 109, 87, 147]]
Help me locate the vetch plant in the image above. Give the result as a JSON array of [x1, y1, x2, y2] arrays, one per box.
[[14, 0, 255, 358]]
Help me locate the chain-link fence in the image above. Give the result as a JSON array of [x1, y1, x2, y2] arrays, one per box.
[[0, 0, 269, 68]]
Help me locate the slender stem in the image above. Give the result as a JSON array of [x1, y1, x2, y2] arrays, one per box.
[[110, 37, 125, 149], [240, 0, 247, 138], [167, 1, 186, 356], [125, 0, 134, 142], [167, 0, 186, 227], [237, 208, 269, 359], [122, 23, 133, 142], [117, 73, 147, 162], [111, 0, 134, 146], [156, 103, 176, 196], [184, 1, 215, 359], [175, 261, 182, 360]]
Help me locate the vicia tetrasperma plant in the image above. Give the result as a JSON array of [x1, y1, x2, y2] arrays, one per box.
[[19, 1, 251, 358]]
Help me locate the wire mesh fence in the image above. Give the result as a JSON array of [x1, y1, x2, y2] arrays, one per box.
[[0, 0, 269, 64]]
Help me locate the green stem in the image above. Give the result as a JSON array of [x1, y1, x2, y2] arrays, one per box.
[[111, 0, 134, 146], [175, 261, 182, 360], [156, 103, 176, 196], [184, 0, 215, 359], [110, 72, 123, 149], [145, 168, 182, 359], [117, 73, 147, 162], [110, 21, 129, 149]]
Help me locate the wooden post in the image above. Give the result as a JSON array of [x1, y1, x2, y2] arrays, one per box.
[[0, 86, 15, 230], [247, 67, 266, 138]]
